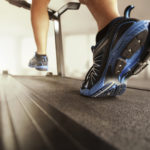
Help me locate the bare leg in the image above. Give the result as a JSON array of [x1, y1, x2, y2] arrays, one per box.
[[80, 0, 120, 30], [31, 0, 50, 55]]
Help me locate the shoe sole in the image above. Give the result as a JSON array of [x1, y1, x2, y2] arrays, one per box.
[[29, 65, 48, 71], [80, 20, 150, 97], [92, 82, 126, 97]]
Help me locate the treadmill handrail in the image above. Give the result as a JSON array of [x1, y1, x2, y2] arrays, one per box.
[[5, 0, 80, 20], [5, 0, 56, 19], [55, 2, 80, 17]]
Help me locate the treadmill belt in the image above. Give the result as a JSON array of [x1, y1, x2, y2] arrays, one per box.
[[0, 75, 150, 150]]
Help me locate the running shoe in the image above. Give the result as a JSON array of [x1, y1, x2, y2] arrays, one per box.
[[80, 7, 150, 97], [29, 53, 48, 71]]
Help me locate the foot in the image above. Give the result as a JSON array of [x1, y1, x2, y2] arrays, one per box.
[[29, 53, 48, 71], [80, 13, 150, 97]]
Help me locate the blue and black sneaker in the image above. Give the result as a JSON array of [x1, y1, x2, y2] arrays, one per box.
[[29, 53, 48, 71], [80, 6, 150, 97]]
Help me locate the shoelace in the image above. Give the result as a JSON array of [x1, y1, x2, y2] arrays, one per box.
[[34, 55, 48, 62], [42, 56, 48, 62]]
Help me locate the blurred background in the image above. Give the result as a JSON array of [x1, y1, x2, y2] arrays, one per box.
[[0, 0, 150, 81]]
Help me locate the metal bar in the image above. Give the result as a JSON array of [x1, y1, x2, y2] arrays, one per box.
[[54, 15, 65, 76], [52, 3, 80, 77], [56, 2, 80, 17]]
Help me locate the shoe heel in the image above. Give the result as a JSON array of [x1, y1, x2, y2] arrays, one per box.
[[141, 23, 150, 62], [129, 24, 150, 76], [114, 29, 149, 76], [122, 30, 148, 59]]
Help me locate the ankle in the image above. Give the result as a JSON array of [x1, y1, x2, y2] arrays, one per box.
[[36, 53, 47, 58], [97, 15, 120, 30], [37, 51, 46, 56]]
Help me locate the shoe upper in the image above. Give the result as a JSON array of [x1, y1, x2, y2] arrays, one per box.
[[29, 53, 48, 67], [81, 17, 139, 90]]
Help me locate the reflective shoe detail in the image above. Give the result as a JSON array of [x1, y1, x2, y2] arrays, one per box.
[[80, 19, 150, 97], [119, 24, 150, 81], [111, 22, 149, 74], [29, 53, 48, 71], [34, 66, 48, 71]]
